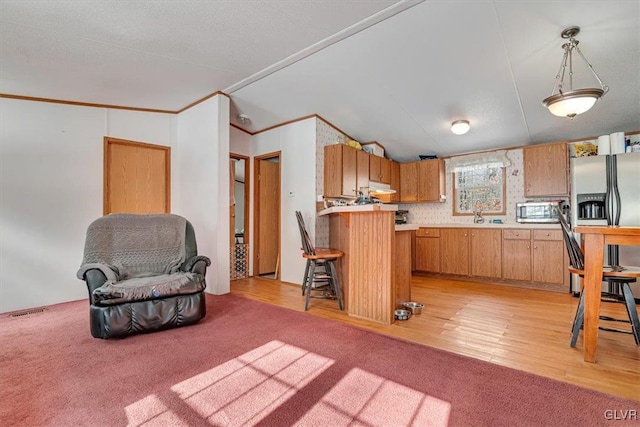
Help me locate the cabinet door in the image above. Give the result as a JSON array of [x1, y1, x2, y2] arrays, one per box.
[[400, 162, 418, 202], [390, 161, 400, 202], [379, 158, 391, 184], [324, 144, 358, 197], [532, 240, 565, 284], [369, 154, 380, 182], [356, 149, 369, 194], [470, 229, 502, 278], [502, 240, 531, 281], [440, 228, 469, 275], [415, 236, 440, 272], [418, 159, 445, 202], [523, 142, 568, 197]]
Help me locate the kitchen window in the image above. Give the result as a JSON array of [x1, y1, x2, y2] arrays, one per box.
[[453, 166, 506, 215]]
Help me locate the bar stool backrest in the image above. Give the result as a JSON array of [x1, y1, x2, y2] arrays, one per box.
[[295, 211, 316, 256], [555, 205, 584, 270]]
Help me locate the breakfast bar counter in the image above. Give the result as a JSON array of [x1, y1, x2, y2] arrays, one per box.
[[319, 204, 413, 324]]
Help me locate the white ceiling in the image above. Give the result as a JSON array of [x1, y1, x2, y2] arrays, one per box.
[[2, 1, 639, 161]]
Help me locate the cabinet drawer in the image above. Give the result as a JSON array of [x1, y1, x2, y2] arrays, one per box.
[[416, 228, 440, 237], [503, 229, 531, 240], [533, 229, 563, 241]]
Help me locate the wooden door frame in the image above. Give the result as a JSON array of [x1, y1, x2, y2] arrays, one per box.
[[253, 151, 281, 278], [103, 136, 171, 215], [230, 153, 250, 246]]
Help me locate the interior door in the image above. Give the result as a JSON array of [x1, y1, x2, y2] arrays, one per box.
[[104, 137, 170, 214], [256, 156, 280, 276]]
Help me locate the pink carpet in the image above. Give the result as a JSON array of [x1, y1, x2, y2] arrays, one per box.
[[1, 293, 638, 426]]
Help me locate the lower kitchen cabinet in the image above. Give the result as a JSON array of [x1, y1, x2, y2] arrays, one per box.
[[440, 228, 469, 275], [470, 229, 502, 278], [532, 229, 565, 284], [502, 229, 532, 281], [415, 228, 440, 273]]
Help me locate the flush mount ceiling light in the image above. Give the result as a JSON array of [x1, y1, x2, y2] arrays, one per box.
[[451, 120, 470, 135], [236, 114, 251, 125], [542, 26, 608, 118]]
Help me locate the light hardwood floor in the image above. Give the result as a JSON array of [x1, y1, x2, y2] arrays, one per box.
[[230, 275, 640, 401]]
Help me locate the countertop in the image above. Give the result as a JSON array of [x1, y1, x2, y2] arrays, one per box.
[[395, 224, 419, 231], [412, 222, 561, 229], [318, 204, 398, 216]]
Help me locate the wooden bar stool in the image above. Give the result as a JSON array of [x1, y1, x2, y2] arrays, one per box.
[[556, 208, 640, 346], [295, 211, 344, 311]]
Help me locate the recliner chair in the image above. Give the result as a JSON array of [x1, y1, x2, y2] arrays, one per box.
[[77, 213, 210, 339]]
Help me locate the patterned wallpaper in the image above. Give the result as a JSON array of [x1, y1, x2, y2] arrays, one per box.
[[315, 118, 348, 246], [401, 149, 526, 224]]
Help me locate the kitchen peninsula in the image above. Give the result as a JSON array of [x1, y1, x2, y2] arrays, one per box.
[[318, 204, 417, 324]]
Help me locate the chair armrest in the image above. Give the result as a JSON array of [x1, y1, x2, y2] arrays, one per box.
[[182, 255, 211, 275], [82, 269, 108, 304]]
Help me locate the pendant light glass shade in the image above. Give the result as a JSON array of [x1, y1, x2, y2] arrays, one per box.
[[543, 27, 608, 118]]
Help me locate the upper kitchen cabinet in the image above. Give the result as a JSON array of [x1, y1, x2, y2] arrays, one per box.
[[324, 144, 357, 198], [418, 158, 446, 202], [523, 142, 569, 197], [390, 160, 400, 202], [324, 144, 370, 198], [369, 155, 391, 184], [357, 149, 370, 193], [400, 162, 419, 202]]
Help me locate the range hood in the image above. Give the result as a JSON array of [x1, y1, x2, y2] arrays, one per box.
[[368, 181, 396, 195]]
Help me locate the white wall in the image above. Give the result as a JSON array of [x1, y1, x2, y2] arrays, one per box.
[[175, 95, 230, 295], [0, 98, 177, 313], [252, 118, 317, 285]]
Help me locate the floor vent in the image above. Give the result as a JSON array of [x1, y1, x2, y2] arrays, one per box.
[[9, 308, 46, 318]]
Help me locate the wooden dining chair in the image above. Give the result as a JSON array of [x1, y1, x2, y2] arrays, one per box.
[[295, 211, 344, 311], [555, 207, 640, 346]]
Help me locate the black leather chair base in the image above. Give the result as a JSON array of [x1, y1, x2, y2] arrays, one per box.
[[89, 292, 206, 339]]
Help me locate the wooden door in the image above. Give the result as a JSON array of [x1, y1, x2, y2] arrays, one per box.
[[523, 142, 569, 197], [256, 157, 280, 275], [104, 137, 170, 214], [379, 158, 391, 184], [390, 161, 400, 202], [369, 154, 381, 182], [503, 240, 531, 281], [440, 228, 469, 275], [415, 236, 440, 273], [356, 149, 369, 194], [418, 159, 445, 202], [400, 162, 418, 202], [470, 229, 502, 278]]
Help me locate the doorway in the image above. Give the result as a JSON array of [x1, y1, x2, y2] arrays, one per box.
[[230, 154, 250, 280], [103, 137, 170, 215], [254, 152, 281, 279]]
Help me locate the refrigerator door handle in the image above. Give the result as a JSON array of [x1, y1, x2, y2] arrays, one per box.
[[612, 155, 621, 225], [605, 155, 613, 225]]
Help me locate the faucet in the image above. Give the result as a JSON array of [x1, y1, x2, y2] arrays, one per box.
[[474, 209, 485, 224]]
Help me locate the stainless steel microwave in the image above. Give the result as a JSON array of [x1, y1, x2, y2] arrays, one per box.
[[516, 201, 561, 223]]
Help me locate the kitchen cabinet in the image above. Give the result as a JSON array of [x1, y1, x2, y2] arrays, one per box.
[[324, 144, 357, 198], [502, 229, 532, 281], [394, 230, 413, 308], [400, 162, 419, 202], [440, 228, 469, 275], [415, 228, 440, 273], [390, 160, 400, 202], [532, 229, 566, 284], [369, 155, 391, 184], [418, 159, 446, 202], [356, 149, 370, 193], [470, 229, 502, 278], [523, 142, 569, 197]]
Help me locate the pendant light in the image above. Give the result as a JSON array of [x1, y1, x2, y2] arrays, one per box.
[[542, 26, 608, 118]]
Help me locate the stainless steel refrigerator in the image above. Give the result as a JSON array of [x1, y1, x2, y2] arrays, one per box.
[[570, 152, 640, 296]]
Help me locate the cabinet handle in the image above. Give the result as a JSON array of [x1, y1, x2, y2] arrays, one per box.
[[534, 246, 537, 249], [515, 233, 519, 236], [546, 233, 550, 237], [527, 245, 530, 249]]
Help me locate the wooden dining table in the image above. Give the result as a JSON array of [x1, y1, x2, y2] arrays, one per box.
[[574, 225, 640, 362]]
